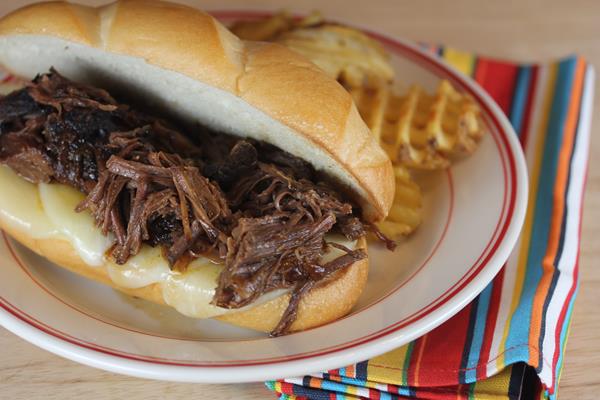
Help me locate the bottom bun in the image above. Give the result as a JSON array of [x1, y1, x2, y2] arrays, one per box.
[[2, 221, 369, 333]]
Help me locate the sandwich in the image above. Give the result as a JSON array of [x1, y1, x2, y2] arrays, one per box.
[[0, 0, 395, 336]]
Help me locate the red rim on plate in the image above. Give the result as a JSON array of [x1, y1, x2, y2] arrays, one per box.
[[0, 11, 525, 372]]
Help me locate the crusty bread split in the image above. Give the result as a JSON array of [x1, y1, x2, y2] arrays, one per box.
[[0, 0, 389, 332]]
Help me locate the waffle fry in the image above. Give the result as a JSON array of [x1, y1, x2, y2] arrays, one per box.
[[229, 10, 322, 42], [375, 165, 423, 238], [355, 83, 427, 238], [276, 24, 394, 88], [231, 13, 394, 88], [344, 80, 484, 170]]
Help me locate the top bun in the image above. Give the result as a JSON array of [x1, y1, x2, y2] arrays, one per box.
[[0, 0, 394, 221]]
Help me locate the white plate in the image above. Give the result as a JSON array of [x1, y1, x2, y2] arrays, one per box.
[[0, 11, 528, 383]]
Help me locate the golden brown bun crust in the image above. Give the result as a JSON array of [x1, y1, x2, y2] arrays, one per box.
[[0, 0, 394, 221], [1, 219, 368, 333]]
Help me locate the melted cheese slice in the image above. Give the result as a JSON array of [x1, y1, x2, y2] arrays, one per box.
[[0, 165, 358, 318], [39, 182, 114, 266], [0, 166, 56, 236]]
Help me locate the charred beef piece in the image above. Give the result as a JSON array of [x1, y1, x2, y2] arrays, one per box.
[[203, 140, 258, 190], [0, 69, 390, 335], [0, 89, 50, 127], [0, 89, 53, 182], [0, 117, 53, 183]]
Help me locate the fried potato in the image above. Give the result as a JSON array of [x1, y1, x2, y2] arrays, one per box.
[[276, 24, 395, 88], [229, 10, 322, 42], [231, 13, 394, 88], [344, 80, 484, 170], [375, 165, 422, 238]]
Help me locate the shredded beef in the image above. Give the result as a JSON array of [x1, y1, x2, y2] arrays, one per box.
[[215, 213, 336, 308], [257, 141, 315, 181], [336, 216, 366, 241], [203, 140, 258, 190], [271, 244, 366, 337], [0, 69, 393, 335], [367, 223, 398, 251]]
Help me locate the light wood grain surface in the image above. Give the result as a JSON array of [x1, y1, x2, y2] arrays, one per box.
[[0, 1, 598, 399]]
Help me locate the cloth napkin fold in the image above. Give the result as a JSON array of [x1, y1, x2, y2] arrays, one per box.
[[266, 48, 595, 400]]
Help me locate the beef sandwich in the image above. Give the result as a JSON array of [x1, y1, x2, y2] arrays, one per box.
[[0, 0, 395, 335]]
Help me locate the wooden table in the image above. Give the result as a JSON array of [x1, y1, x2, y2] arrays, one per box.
[[1, 1, 598, 398]]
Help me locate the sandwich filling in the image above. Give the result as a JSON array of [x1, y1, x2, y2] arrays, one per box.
[[0, 70, 393, 335]]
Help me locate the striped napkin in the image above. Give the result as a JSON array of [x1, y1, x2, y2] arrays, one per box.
[[266, 49, 595, 400]]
